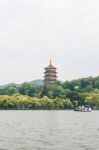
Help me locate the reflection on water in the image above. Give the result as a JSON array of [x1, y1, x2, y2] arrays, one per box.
[[0, 110, 99, 150]]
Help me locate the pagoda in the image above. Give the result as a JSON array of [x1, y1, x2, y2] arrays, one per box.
[[44, 60, 57, 85]]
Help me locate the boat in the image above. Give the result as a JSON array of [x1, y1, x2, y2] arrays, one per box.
[[74, 106, 92, 112]]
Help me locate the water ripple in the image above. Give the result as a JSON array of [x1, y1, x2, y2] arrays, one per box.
[[0, 110, 99, 150]]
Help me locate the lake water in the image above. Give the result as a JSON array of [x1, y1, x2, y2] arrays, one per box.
[[0, 110, 99, 150]]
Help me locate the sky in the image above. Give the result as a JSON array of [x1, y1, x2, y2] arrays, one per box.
[[0, 0, 99, 84]]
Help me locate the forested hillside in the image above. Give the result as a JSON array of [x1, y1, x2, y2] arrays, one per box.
[[0, 76, 99, 109]]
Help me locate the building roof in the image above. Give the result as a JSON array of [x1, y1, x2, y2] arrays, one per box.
[[45, 60, 56, 69]]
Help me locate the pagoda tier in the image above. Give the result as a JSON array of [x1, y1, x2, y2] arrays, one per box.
[[44, 71, 57, 74], [44, 60, 57, 85], [44, 75, 57, 78]]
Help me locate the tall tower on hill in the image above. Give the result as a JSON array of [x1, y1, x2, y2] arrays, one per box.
[[44, 60, 57, 85]]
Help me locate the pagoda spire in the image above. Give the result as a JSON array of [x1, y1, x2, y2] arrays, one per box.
[[49, 59, 52, 65]]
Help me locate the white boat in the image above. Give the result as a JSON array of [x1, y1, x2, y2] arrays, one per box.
[[74, 106, 92, 112]]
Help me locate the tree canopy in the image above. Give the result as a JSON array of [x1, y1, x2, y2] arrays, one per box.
[[0, 76, 99, 109]]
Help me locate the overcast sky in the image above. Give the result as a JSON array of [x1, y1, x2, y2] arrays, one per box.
[[0, 0, 99, 84]]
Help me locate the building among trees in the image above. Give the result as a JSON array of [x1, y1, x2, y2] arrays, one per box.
[[44, 60, 57, 85]]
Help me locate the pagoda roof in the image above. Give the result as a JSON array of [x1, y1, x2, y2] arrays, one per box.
[[45, 64, 56, 69], [45, 59, 56, 69]]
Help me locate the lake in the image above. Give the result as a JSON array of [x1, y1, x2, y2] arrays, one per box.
[[0, 110, 99, 150]]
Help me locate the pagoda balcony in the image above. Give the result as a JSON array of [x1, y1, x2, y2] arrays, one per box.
[[44, 78, 57, 80], [44, 71, 57, 74], [44, 75, 57, 78], [44, 74, 57, 76], [44, 79, 57, 81], [45, 69, 56, 71]]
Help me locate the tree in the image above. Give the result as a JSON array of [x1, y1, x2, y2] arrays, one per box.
[[67, 91, 84, 105]]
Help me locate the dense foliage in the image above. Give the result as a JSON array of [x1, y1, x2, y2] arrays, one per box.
[[0, 76, 99, 109], [0, 95, 73, 110]]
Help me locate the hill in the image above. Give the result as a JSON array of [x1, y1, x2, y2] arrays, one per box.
[[30, 79, 44, 85]]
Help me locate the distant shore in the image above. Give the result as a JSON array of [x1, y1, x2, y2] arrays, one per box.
[[0, 76, 99, 110], [0, 95, 98, 110]]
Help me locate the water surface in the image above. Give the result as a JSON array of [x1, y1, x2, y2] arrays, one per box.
[[0, 110, 99, 150]]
